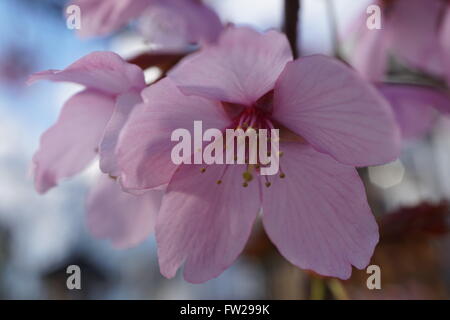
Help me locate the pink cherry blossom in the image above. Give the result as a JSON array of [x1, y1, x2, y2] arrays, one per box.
[[70, 0, 222, 48], [87, 174, 163, 249], [351, 0, 449, 82], [28, 51, 162, 247], [28, 51, 145, 191], [116, 27, 401, 282], [378, 84, 450, 140]]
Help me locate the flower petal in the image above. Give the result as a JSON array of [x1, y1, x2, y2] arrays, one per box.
[[351, 27, 390, 82], [99, 91, 142, 177], [168, 26, 293, 105], [86, 174, 163, 248], [273, 55, 401, 167], [69, 0, 151, 38], [378, 84, 450, 140], [27, 51, 145, 95], [388, 0, 446, 77], [262, 142, 379, 280], [33, 90, 114, 193], [156, 164, 260, 283], [138, 0, 222, 48], [117, 78, 230, 191]]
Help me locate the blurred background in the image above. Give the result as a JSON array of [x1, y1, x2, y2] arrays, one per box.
[[1, 0, 450, 299]]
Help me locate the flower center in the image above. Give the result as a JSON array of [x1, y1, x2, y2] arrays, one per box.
[[202, 93, 288, 188]]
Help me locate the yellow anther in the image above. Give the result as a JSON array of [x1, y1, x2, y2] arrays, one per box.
[[277, 151, 284, 157], [242, 182, 249, 188], [216, 180, 222, 185], [242, 171, 253, 182], [280, 173, 286, 179], [200, 168, 206, 173]]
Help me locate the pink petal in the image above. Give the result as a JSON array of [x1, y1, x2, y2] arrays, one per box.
[[156, 164, 260, 283], [27, 51, 145, 95], [33, 90, 114, 193], [262, 142, 379, 280], [351, 27, 390, 82], [99, 91, 143, 177], [378, 84, 450, 140], [273, 55, 401, 167], [168, 26, 293, 105], [117, 78, 230, 191], [388, 0, 446, 77], [69, 0, 151, 38], [138, 0, 222, 48], [86, 174, 163, 249]]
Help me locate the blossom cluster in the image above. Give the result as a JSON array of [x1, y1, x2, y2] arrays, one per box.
[[29, 0, 450, 282]]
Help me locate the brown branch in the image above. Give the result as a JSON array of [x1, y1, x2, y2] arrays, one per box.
[[127, 52, 187, 74], [283, 0, 300, 58]]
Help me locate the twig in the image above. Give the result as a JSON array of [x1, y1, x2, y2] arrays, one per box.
[[283, 0, 300, 58]]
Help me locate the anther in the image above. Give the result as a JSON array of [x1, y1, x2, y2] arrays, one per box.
[[242, 182, 249, 188], [265, 182, 271, 187], [216, 180, 222, 185], [280, 173, 286, 179], [200, 168, 206, 173], [242, 171, 253, 182]]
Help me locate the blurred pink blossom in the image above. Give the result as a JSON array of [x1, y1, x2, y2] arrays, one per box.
[[69, 0, 223, 48], [28, 51, 163, 247], [378, 84, 450, 141], [117, 27, 401, 282], [351, 0, 449, 82]]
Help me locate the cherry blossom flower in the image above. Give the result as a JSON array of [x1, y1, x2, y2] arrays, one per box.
[[28, 51, 163, 247], [116, 27, 401, 282], [87, 174, 162, 248], [351, 0, 449, 82], [69, 0, 222, 48]]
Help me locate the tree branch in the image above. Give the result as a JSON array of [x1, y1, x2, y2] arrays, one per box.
[[283, 0, 300, 58]]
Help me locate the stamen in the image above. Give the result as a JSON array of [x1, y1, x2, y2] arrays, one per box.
[[264, 175, 271, 187], [248, 114, 257, 129], [242, 171, 253, 183], [237, 113, 250, 129], [265, 119, 276, 130], [242, 182, 249, 188], [216, 165, 229, 185], [200, 168, 206, 173], [278, 163, 286, 179]]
